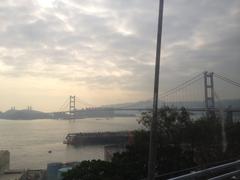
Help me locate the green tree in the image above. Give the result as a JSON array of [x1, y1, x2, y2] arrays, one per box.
[[138, 106, 197, 173], [63, 107, 240, 179], [63, 160, 118, 180]]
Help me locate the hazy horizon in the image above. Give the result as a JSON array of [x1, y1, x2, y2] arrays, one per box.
[[0, 0, 240, 112]]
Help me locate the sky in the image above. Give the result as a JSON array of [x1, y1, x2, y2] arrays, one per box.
[[0, 0, 239, 112]]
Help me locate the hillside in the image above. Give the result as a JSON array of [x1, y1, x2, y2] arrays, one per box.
[[103, 99, 240, 109], [0, 109, 51, 120]]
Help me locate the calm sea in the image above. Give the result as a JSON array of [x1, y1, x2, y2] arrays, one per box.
[[0, 117, 142, 169]]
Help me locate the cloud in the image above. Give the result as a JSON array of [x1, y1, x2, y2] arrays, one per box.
[[0, 0, 239, 101]]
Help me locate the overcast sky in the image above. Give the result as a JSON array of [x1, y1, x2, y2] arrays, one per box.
[[0, 0, 239, 111]]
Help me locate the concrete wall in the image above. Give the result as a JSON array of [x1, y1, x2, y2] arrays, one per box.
[[0, 150, 10, 174]]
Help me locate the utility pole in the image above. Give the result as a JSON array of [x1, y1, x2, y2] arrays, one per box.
[[148, 0, 164, 180]]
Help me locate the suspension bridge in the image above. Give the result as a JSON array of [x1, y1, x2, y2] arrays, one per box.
[[51, 71, 240, 121]]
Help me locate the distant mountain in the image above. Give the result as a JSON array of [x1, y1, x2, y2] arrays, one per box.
[[0, 109, 51, 120], [1, 99, 239, 120], [215, 99, 240, 108], [103, 100, 153, 109], [103, 99, 240, 109]]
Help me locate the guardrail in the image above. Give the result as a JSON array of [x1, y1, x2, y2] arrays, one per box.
[[168, 160, 240, 180]]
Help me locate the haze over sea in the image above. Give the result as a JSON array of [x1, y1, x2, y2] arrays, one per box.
[[0, 117, 141, 169]]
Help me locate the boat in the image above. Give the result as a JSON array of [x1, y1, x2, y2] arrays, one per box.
[[63, 131, 132, 145]]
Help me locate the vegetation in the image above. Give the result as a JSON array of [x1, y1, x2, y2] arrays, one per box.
[[63, 106, 240, 180]]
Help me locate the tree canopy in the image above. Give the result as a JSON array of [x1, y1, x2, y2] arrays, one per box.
[[63, 106, 240, 180]]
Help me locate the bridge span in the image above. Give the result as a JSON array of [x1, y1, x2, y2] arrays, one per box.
[[53, 71, 240, 121]]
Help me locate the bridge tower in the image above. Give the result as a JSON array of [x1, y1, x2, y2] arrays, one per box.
[[69, 96, 76, 119], [204, 71, 215, 117]]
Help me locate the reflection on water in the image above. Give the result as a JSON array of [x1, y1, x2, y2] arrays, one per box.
[[0, 117, 142, 169]]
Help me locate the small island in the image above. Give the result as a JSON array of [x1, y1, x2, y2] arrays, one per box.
[[0, 108, 50, 120]]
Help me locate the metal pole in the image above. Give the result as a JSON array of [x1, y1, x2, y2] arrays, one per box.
[[148, 0, 164, 180]]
